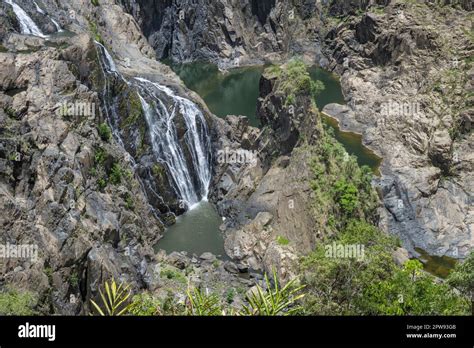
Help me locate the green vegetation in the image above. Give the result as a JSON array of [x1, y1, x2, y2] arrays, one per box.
[[360, 259, 468, 315], [128, 293, 161, 316], [268, 59, 325, 106], [94, 148, 107, 166], [124, 192, 135, 210], [160, 267, 187, 284], [298, 90, 470, 315], [0, 288, 38, 315], [241, 269, 305, 316], [90, 278, 132, 316], [226, 288, 236, 304], [8, 152, 19, 162], [88, 21, 103, 44], [300, 220, 470, 315], [333, 179, 359, 216], [92, 148, 128, 189], [70, 271, 79, 288], [93, 148, 108, 189], [276, 235, 290, 246], [370, 6, 386, 15], [122, 91, 144, 128], [44, 267, 53, 281], [152, 163, 166, 181], [186, 287, 222, 316], [91, 0, 100, 7], [448, 251, 474, 314], [264, 64, 282, 79], [4, 107, 17, 118], [98, 123, 112, 142], [97, 177, 106, 190], [92, 269, 304, 316], [109, 163, 123, 185], [309, 132, 378, 233]]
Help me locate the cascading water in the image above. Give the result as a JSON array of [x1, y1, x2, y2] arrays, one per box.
[[33, 0, 63, 32], [5, 0, 47, 38], [95, 41, 119, 75], [33, 1, 44, 14], [94, 42, 212, 211], [51, 18, 63, 32], [136, 78, 212, 207], [94, 41, 128, 149]]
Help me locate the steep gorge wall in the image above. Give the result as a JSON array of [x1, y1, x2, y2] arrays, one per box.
[[119, 0, 325, 67], [0, 0, 251, 314], [321, 1, 473, 258], [119, 0, 473, 259]]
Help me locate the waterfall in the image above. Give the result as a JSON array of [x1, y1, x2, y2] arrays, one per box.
[[95, 41, 125, 81], [94, 41, 128, 148], [33, 1, 44, 14], [94, 43, 212, 211], [33, 0, 62, 31], [136, 77, 212, 208], [95, 41, 118, 74], [51, 18, 63, 32], [5, 0, 47, 38]]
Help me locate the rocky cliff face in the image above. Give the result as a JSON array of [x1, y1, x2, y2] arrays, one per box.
[[0, 28, 162, 314], [123, 0, 473, 260], [320, 1, 473, 258], [209, 63, 327, 281], [0, 0, 472, 315], [0, 0, 253, 314], [119, 0, 326, 68]]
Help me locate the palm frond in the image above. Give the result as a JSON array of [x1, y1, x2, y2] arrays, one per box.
[[90, 278, 132, 316]]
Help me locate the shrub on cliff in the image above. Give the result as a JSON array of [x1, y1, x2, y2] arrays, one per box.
[[272, 58, 325, 106], [98, 123, 112, 142], [310, 133, 379, 231], [0, 288, 38, 315]]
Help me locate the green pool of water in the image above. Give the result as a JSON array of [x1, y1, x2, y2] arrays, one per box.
[[168, 62, 264, 127], [160, 62, 456, 277], [309, 66, 345, 107], [159, 62, 384, 256], [415, 248, 458, 279], [155, 201, 227, 258], [308, 67, 382, 174], [321, 113, 382, 175], [170, 62, 382, 173]]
